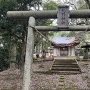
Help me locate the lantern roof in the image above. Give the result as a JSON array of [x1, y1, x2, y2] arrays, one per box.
[[81, 42, 90, 48]]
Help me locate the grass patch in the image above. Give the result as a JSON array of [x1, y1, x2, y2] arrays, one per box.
[[56, 88, 79, 90], [4, 76, 16, 81], [41, 89, 51, 90], [1, 86, 16, 90], [4, 74, 19, 80], [59, 79, 64, 82]]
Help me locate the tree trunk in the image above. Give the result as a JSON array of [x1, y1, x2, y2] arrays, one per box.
[[20, 31, 26, 75], [10, 44, 17, 68]]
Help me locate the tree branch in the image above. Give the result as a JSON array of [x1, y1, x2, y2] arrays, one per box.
[[85, 0, 90, 9]]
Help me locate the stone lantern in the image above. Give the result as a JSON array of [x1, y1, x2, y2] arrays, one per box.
[[81, 42, 90, 59]]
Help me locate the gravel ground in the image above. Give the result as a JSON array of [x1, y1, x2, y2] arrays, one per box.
[[0, 69, 22, 90], [0, 60, 90, 90]]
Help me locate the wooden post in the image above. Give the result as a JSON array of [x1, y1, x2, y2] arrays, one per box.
[[22, 17, 35, 90]]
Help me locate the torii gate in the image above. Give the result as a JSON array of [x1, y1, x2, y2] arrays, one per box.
[[7, 5, 90, 90]]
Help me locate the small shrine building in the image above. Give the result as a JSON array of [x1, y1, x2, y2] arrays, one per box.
[[52, 37, 79, 56]]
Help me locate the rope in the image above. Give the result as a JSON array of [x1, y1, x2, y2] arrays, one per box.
[[35, 28, 52, 43], [33, 27, 64, 47], [29, 25, 49, 41]]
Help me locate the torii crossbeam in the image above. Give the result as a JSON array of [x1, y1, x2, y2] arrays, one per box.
[[7, 9, 90, 19]]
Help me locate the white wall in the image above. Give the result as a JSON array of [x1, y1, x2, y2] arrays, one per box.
[[53, 46, 75, 56], [53, 48, 60, 56], [70, 46, 75, 56], [68, 47, 71, 56]]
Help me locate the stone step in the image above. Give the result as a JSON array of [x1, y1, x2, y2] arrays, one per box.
[[54, 61, 76, 63], [50, 59, 81, 74], [52, 66, 79, 69], [54, 60, 77, 63], [53, 63, 77, 65], [51, 67, 80, 71], [52, 65, 79, 68], [54, 61, 77, 63], [50, 70, 81, 74], [55, 59, 76, 60]]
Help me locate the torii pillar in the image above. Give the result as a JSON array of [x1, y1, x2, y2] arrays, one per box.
[[22, 17, 35, 90]]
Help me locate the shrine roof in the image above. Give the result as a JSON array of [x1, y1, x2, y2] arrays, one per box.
[[52, 36, 79, 47], [52, 37, 75, 44]]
